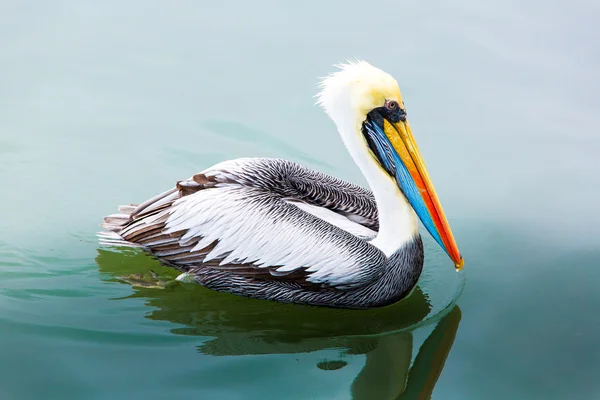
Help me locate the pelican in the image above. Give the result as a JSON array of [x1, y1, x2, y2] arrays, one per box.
[[99, 60, 463, 309]]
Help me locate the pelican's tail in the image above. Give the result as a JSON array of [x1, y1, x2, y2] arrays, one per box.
[[97, 187, 180, 248], [97, 204, 144, 248]]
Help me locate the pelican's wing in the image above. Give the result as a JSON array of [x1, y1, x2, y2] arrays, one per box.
[[205, 157, 379, 235], [100, 158, 385, 290], [276, 161, 379, 232]]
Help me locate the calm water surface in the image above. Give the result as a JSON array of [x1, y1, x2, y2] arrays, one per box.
[[1, 1, 600, 399]]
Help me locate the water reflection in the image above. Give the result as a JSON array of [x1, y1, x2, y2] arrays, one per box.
[[97, 248, 461, 399], [351, 308, 460, 400]]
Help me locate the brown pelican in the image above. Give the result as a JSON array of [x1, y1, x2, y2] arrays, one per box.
[[99, 60, 463, 309]]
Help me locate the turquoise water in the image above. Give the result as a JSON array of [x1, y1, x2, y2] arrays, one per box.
[[2, 1, 600, 399]]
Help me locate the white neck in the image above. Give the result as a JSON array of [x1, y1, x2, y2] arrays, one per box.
[[332, 114, 419, 257]]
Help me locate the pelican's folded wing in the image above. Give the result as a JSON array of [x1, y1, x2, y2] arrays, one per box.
[[100, 158, 385, 290]]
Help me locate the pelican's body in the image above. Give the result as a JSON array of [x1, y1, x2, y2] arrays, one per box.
[[100, 61, 462, 309]]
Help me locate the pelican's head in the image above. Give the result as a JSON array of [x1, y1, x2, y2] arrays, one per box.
[[316, 60, 463, 269]]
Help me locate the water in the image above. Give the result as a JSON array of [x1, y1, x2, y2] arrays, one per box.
[[1, 1, 600, 398]]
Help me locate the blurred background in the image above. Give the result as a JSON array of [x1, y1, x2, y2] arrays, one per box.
[[1, 1, 599, 399]]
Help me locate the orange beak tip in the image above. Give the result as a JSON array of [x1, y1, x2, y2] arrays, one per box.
[[454, 256, 464, 271]]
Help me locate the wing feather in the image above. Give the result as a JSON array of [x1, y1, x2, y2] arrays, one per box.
[[103, 158, 385, 290]]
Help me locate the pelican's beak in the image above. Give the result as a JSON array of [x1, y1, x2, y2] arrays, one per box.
[[383, 118, 463, 270]]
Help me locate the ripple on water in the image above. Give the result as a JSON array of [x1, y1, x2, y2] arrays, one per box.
[[0, 235, 465, 399]]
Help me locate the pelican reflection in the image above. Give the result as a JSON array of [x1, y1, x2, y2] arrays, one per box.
[[97, 248, 461, 399]]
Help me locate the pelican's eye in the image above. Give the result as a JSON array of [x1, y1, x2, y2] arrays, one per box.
[[381, 100, 407, 122], [385, 100, 399, 110]]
